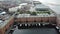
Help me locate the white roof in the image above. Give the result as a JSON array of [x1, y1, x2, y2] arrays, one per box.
[[35, 4, 49, 9], [0, 20, 3, 24], [19, 3, 28, 6], [0, 11, 6, 15]]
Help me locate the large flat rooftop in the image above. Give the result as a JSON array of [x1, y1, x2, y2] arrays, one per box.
[[16, 11, 56, 18], [15, 3, 56, 18]]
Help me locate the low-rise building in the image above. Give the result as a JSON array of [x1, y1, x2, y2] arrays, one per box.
[[0, 11, 14, 34], [14, 2, 57, 24]]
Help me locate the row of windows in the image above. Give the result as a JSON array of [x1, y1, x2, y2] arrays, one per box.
[[16, 19, 56, 24]]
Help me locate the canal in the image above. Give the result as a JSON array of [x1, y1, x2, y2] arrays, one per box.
[[12, 26, 58, 34]]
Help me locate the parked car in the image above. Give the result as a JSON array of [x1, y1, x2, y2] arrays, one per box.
[[0, 10, 6, 15]]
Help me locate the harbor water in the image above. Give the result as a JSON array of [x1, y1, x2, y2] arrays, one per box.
[[13, 27, 58, 34]]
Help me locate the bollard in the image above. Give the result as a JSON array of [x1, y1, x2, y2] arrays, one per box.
[[42, 24, 45, 27], [38, 23, 41, 26], [28, 24, 31, 26], [20, 24, 22, 27], [25, 24, 28, 26]]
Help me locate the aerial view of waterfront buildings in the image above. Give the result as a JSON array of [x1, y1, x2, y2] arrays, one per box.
[[0, 0, 60, 34]]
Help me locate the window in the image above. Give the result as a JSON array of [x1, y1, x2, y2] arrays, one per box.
[[41, 20, 43, 22], [5, 29, 7, 32], [26, 21, 28, 22], [34, 20, 36, 22]]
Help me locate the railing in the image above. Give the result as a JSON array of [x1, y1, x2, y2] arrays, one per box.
[[16, 13, 56, 18]]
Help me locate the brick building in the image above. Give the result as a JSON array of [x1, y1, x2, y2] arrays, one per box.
[[0, 11, 14, 34], [0, 16, 14, 34], [15, 13, 57, 24]]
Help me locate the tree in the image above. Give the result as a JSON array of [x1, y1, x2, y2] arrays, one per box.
[[31, 12, 37, 15], [26, 11, 31, 14]]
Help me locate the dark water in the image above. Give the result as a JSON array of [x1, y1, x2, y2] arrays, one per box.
[[13, 27, 58, 34]]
